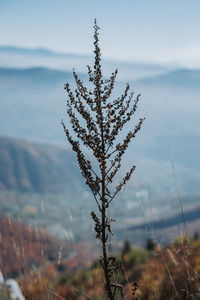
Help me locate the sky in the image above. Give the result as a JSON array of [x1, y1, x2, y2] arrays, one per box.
[[1, 0, 200, 66]]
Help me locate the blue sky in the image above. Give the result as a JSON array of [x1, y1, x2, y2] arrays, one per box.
[[1, 0, 200, 65]]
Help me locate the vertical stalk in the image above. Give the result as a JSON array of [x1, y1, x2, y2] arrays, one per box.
[[101, 164, 114, 299], [100, 109, 114, 300], [63, 20, 143, 300]]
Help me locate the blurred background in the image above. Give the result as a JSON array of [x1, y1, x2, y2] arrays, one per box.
[[0, 0, 200, 268]]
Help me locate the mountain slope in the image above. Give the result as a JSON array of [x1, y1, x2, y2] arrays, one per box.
[[0, 136, 95, 240], [0, 136, 83, 193]]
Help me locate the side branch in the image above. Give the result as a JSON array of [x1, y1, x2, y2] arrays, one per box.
[[102, 69, 118, 104], [72, 70, 96, 111], [61, 120, 101, 196], [105, 118, 145, 183], [109, 165, 136, 204]]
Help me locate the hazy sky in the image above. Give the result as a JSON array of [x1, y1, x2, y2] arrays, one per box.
[[1, 0, 200, 65]]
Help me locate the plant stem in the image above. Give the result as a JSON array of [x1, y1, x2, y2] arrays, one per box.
[[101, 202, 114, 300], [100, 92, 114, 299]]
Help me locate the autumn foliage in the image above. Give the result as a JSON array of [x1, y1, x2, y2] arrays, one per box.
[[0, 215, 71, 278], [18, 237, 200, 300]]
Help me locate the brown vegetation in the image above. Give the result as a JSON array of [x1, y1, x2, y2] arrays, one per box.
[[18, 237, 200, 300], [0, 215, 72, 278]]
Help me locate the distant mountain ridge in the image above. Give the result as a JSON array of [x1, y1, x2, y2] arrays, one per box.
[[0, 66, 69, 76], [0, 66, 80, 86], [0, 45, 168, 80], [0, 45, 90, 58], [137, 68, 200, 87], [1, 65, 199, 86]]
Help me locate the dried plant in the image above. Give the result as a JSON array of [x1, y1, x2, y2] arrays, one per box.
[[62, 20, 144, 300]]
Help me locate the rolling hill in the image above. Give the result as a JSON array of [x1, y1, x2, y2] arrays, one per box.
[[0, 136, 83, 193], [0, 136, 96, 240]]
